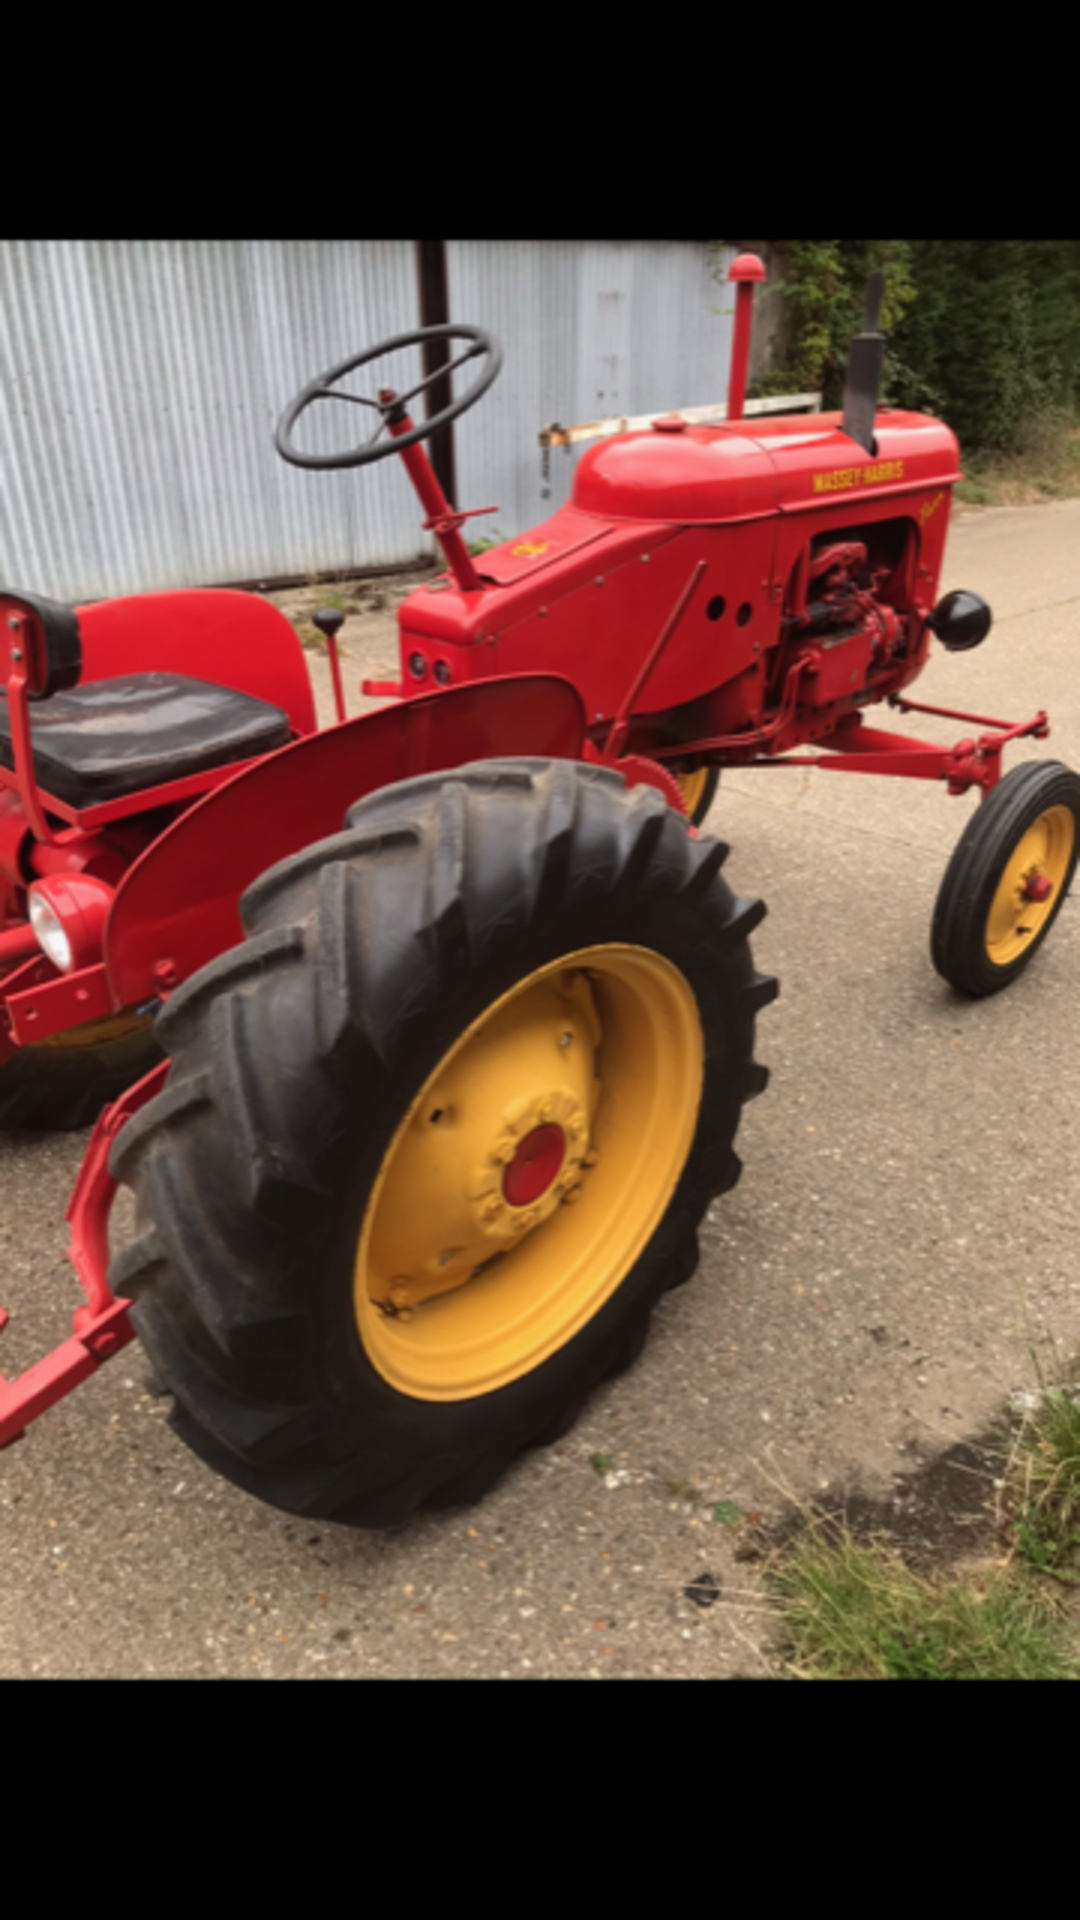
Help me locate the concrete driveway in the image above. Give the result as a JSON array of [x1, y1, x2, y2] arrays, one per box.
[[1, 500, 1078, 1677]]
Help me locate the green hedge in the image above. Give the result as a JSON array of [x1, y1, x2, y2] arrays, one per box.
[[722, 241, 1080, 452]]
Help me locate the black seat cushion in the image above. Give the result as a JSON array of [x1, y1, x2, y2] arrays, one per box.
[[0, 673, 292, 807]]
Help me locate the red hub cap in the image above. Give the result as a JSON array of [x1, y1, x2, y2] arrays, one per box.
[[502, 1124, 566, 1208], [1022, 873, 1053, 903]]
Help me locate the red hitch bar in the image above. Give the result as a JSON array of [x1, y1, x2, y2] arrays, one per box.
[[0, 1060, 168, 1446]]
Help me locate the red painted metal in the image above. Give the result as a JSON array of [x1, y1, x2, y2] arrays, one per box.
[[0, 951, 55, 1000], [1024, 875, 1053, 902], [27, 828, 133, 886], [604, 561, 708, 759], [0, 1062, 167, 1448], [727, 703, 1053, 799], [645, 654, 814, 767], [105, 675, 587, 1009], [0, 1299, 136, 1445], [325, 630, 347, 725], [0, 749, 287, 833], [3, 619, 57, 845], [0, 597, 53, 695], [0, 789, 30, 890], [7, 961, 112, 1044], [581, 746, 687, 813], [0, 922, 39, 966], [890, 693, 1051, 735], [387, 408, 487, 594], [68, 1064, 169, 1311], [389, 418, 959, 744], [726, 253, 767, 424], [572, 411, 960, 525], [76, 590, 317, 735], [503, 1125, 566, 1207]]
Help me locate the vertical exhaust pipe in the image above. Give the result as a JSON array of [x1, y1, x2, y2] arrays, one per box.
[[841, 270, 886, 455], [726, 253, 766, 423]]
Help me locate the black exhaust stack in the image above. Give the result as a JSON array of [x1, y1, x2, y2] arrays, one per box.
[[841, 270, 885, 456]]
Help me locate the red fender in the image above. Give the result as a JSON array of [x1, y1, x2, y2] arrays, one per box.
[[104, 674, 587, 1007]]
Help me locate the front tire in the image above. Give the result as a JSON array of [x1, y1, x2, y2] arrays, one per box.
[[674, 766, 720, 827], [931, 761, 1080, 996], [109, 760, 776, 1526]]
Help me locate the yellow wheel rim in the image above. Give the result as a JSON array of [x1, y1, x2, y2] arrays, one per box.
[[986, 805, 1075, 966], [355, 945, 704, 1400], [675, 769, 711, 819]]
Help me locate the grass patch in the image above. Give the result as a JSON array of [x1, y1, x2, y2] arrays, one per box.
[[768, 1524, 1078, 1679], [1004, 1383, 1080, 1586], [314, 589, 362, 615], [956, 411, 1080, 507]]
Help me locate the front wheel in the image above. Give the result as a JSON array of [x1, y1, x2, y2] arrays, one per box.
[[674, 766, 720, 828], [931, 760, 1080, 995], [109, 759, 776, 1527]]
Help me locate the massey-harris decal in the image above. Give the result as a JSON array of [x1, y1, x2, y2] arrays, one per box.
[[813, 460, 905, 493]]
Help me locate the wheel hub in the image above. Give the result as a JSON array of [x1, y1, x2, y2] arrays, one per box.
[[987, 805, 1075, 963], [364, 971, 599, 1316], [354, 946, 704, 1400], [503, 1123, 568, 1207]]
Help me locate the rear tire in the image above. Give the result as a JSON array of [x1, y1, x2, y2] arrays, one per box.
[[0, 1011, 160, 1130], [109, 759, 776, 1526]]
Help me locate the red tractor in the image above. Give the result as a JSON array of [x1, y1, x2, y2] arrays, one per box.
[[1, 255, 1076, 1526]]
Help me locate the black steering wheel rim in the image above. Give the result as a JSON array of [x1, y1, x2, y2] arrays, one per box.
[[274, 322, 502, 471]]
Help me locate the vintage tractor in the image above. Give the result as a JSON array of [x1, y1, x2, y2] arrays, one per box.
[[1, 255, 1077, 1527]]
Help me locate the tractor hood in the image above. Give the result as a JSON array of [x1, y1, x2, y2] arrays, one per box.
[[571, 409, 961, 523]]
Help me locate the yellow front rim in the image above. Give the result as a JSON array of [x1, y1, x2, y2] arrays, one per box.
[[354, 945, 704, 1400], [986, 806, 1075, 966], [675, 769, 710, 818]]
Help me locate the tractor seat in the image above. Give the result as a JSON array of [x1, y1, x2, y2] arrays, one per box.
[[0, 672, 292, 808]]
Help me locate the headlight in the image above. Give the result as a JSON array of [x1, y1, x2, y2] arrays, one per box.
[[29, 890, 73, 972], [28, 875, 115, 974]]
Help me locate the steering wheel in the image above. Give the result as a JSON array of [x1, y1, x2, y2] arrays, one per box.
[[274, 323, 503, 470]]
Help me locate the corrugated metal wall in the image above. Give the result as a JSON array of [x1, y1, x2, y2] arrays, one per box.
[[0, 240, 425, 601], [448, 241, 736, 535], [0, 241, 734, 602]]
